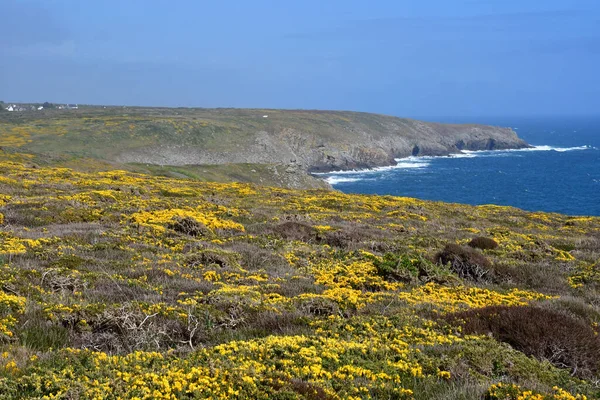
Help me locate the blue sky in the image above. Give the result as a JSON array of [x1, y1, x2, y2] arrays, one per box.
[[1, 0, 599, 117]]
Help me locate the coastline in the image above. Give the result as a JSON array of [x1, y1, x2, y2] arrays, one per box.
[[311, 142, 599, 216], [311, 144, 594, 178], [311, 144, 596, 188]]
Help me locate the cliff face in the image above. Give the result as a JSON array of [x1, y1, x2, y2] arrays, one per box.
[[111, 110, 528, 172], [1, 107, 529, 173], [296, 120, 527, 172]]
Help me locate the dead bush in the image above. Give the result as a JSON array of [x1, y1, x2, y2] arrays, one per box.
[[446, 305, 600, 378], [297, 297, 340, 317], [202, 290, 258, 329], [185, 249, 239, 269], [272, 221, 317, 242], [467, 237, 499, 250], [167, 216, 209, 237], [435, 243, 492, 282], [2, 202, 52, 227], [41, 268, 87, 295], [317, 224, 387, 250], [318, 229, 362, 249], [81, 304, 202, 353], [288, 379, 335, 400], [267, 377, 335, 400]]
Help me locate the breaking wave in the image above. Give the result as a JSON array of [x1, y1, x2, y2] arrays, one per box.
[[316, 145, 595, 185], [324, 176, 363, 184]]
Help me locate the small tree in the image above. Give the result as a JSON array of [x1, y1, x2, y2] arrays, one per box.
[[42, 102, 54, 109]]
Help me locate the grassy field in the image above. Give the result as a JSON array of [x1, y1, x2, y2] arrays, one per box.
[[0, 147, 599, 399]]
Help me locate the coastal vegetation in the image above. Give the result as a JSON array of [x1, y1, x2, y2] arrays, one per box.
[[0, 108, 597, 399], [0, 145, 599, 399]]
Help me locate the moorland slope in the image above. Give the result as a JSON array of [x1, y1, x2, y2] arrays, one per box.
[[0, 149, 598, 399]]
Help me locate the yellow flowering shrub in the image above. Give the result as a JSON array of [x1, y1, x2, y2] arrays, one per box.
[[0, 233, 45, 255], [0, 151, 596, 399], [396, 283, 554, 313], [485, 383, 588, 400], [0, 291, 26, 338], [130, 208, 245, 233]]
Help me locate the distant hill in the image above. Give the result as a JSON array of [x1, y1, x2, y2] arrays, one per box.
[[0, 106, 528, 186]]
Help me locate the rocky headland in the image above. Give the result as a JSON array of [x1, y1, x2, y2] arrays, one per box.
[[0, 107, 529, 186]]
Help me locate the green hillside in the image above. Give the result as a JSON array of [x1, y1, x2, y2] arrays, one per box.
[[0, 107, 527, 178]]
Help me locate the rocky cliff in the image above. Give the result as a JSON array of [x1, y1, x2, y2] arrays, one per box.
[[109, 109, 528, 172], [1, 107, 529, 173]]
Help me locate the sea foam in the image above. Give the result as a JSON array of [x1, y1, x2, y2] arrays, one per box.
[[314, 157, 431, 177], [318, 144, 594, 185], [324, 176, 363, 184]]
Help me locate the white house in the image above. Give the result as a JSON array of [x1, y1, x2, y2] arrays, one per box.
[[7, 105, 14, 112], [37, 106, 44, 110]]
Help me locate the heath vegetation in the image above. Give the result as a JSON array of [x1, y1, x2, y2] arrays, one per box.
[[0, 144, 598, 399]]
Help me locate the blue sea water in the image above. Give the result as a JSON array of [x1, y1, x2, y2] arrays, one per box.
[[316, 116, 600, 216]]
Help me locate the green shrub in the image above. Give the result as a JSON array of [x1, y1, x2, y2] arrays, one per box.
[[18, 311, 70, 351], [50, 254, 85, 270], [373, 253, 454, 284], [542, 297, 600, 329], [492, 262, 569, 293]]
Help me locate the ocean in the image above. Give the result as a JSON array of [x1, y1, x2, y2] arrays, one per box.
[[316, 116, 600, 216]]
